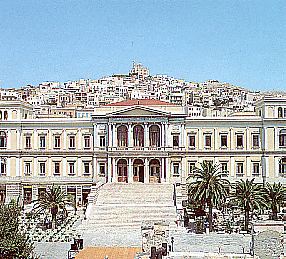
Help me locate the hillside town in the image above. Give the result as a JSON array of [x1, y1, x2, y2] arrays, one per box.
[[1, 63, 284, 119]]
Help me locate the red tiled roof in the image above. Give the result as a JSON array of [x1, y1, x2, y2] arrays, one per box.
[[105, 99, 174, 106]]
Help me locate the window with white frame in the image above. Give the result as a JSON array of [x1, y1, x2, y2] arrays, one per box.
[[188, 135, 196, 148], [188, 162, 196, 176], [54, 162, 60, 175], [236, 162, 244, 176], [54, 136, 61, 149], [25, 136, 31, 149], [279, 130, 286, 147], [99, 163, 106, 177], [69, 135, 75, 149], [173, 163, 180, 176], [39, 136, 46, 149], [99, 136, 106, 147], [279, 157, 286, 176], [220, 134, 227, 148], [221, 162, 228, 175], [83, 162, 90, 175], [0, 158, 7, 176], [0, 131, 7, 148], [24, 162, 31, 176], [39, 162, 46, 176], [252, 134, 260, 148], [173, 135, 179, 147], [236, 134, 243, 148], [204, 134, 211, 148], [68, 162, 75, 175], [84, 136, 90, 149], [252, 162, 260, 176]]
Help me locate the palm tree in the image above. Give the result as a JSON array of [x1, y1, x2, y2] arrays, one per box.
[[234, 179, 267, 231], [187, 161, 230, 232], [33, 185, 73, 229], [263, 182, 285, 220]]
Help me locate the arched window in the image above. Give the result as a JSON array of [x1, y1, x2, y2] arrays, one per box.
[[279, 130, 286, 147], [149, 125, 160, 147], [0, 111, 2, 120], [279, 157, 286, 176], [0, 132, 7, 148], [0, 158, 6, 176], [133, 125, 144, 147], [117, 125, 128, 147], [278, 107, 283, 118]]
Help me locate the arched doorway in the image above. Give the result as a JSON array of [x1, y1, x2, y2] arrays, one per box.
[[117, 125, 128, 147], [149, 159, 161, 183], [133, 125, 144, 147], [117, 159, 128, 182], [133, 159, 144, 183], [149, 125, 160, 147]]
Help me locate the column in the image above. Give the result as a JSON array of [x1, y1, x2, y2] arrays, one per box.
[[161, 158, 165, 182], [246, 157, 251, 177], [78, 129, 82, 150], [77, 157, 82, 177], [94, 125, 98, 148], [144, 158, 149, 183], [108, 157, 112, 182], [63, 129, 67, 150], [16, 157, 20, 177], [108, 124, 112, 147], [128, 158, 133, 183], [33, 129, 37, 150], [144, 124, 149, 148], [112, 124, 117, 148], [165, 158, 170, 182], [63, 158, 67, 177], [48, 158, 52, 177], [33, 158, 37, 177], [6, 158, 10, 177], [128, 124, 133, 147], [113, 158, 118, 183]]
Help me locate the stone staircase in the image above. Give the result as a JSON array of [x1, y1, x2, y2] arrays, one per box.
[[79, 183, 177, 246]]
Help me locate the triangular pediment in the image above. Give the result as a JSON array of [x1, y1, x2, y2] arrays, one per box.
[[107, 106, 170, 117]]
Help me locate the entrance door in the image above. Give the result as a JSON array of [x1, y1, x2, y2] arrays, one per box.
[[117, 159, 128, 182], [133, 159, 144, 183], [149, 159, 161, 183]]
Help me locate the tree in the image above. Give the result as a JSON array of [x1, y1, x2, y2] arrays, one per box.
[[234, 179, 267, 231], [0, 200, 34, 258], [263, 182, 285, 220], [187, 161, 230, 232], [33, 185, 73, 229]]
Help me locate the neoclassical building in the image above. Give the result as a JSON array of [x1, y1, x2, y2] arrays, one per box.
[[0, 97, 285, 205]]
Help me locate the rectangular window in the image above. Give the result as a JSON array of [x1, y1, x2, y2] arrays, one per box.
[[68, 162, 75, 175], [173, 135, 179, 147], [99, 136, 106, 147], [39, 162, 46, 176], [54, 136, 60, 149], [24, 162, 31, 176], [188, 162, 196, 176], [252, 134, 259, 148], [236, 163, 244, 176], [252, 163, 260, 176], [99, 163, 105, 177], [84, 136, 90, 149], [173, 163, 180, 176], [189, 135, 195, 148], [220, 135, 227, 148], [205, 135, 211, 148], [83, 162, 90, 175], [39, 136, 46, 149], [279, 133, 286, 147], [69, 136, 75, 149], [54, 162, 60, 175], [221, 162, 228, 175], [25, 136, 31, 149], [236, 134, 243, 148]]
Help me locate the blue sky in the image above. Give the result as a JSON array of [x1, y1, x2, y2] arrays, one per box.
[[0, 0, 285, 90]]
